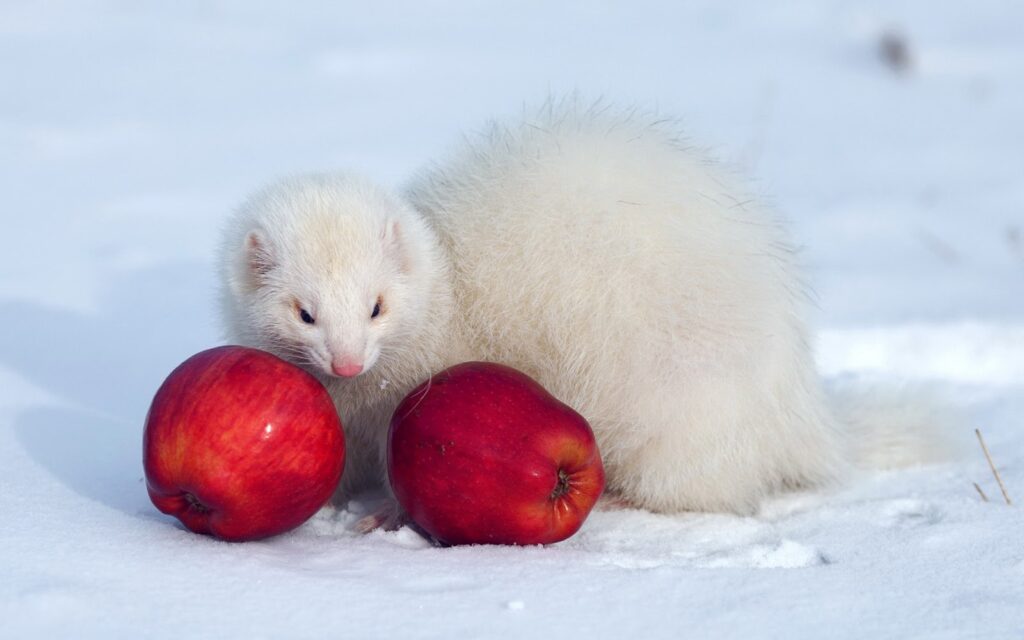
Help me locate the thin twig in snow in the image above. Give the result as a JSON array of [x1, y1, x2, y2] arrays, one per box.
[[976, 428, 1012, 506], [972, 482, 989, 502]]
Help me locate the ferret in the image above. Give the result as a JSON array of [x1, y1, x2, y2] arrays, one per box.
[[219, 100, 952, 517]]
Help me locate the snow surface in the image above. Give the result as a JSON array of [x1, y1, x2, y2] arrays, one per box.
[[2, 2, 1022, 638]]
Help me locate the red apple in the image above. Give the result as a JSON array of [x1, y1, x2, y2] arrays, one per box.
[[388, 361, 605, 545], [143, 346, 345, 541]]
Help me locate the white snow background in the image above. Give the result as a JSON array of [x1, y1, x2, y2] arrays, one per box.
[[2, 2, 1022, 638]]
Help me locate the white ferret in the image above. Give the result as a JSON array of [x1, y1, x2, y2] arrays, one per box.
[[219, 102, 951, 515]]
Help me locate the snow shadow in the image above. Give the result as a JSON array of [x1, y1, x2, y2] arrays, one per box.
[[2, 261, 219, 514]]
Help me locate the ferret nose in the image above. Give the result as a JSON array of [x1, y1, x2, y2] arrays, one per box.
[[331, 359, 364, 377]]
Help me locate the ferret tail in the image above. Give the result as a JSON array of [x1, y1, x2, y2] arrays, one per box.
[[827, 381, 968, 469]]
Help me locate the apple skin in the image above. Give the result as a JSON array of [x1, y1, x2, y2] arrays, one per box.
[[388, 362, 605, 546], [143, 346, 345, 542]]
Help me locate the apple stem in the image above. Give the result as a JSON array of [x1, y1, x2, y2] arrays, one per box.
[[550, 469, 571, 501], [184, 492, 210, 514]]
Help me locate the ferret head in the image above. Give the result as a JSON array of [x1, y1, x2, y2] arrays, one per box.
[[220, 173, 435, 380]]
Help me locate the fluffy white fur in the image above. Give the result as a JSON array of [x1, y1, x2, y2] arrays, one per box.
[[219, 101, 942, 515]]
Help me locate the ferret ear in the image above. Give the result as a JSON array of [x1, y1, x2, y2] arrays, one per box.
[[240, 229, 276, 291], [381, 219, 413, 274]]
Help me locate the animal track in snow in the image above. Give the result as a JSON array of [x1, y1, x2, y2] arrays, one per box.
[[878, 499, 945, 528], [698, 539, 828, 569], [578, 510, 826, 570]]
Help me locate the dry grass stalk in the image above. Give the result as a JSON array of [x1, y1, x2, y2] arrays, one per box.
[[972, 482, 989, 502], [975, 428, 1013, 506]]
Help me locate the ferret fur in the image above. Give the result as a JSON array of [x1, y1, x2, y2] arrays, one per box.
[[219, 101, 948, 515]]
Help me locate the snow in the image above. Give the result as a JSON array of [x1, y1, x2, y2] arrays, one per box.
[[2, 1, 1022, 638]]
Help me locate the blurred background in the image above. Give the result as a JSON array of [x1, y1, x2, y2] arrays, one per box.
[[1, 1, 1022, 421]]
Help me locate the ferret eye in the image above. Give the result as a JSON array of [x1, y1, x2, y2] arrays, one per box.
[[371, 298, 382, 319], [299, 308, 315, 325]]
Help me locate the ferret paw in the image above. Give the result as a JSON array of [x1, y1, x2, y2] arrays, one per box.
[[354, 500, 409, 534]]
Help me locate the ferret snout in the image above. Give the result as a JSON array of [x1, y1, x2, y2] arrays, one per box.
[[331, 357, 364, 378], [327, 331, 367, 377]]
